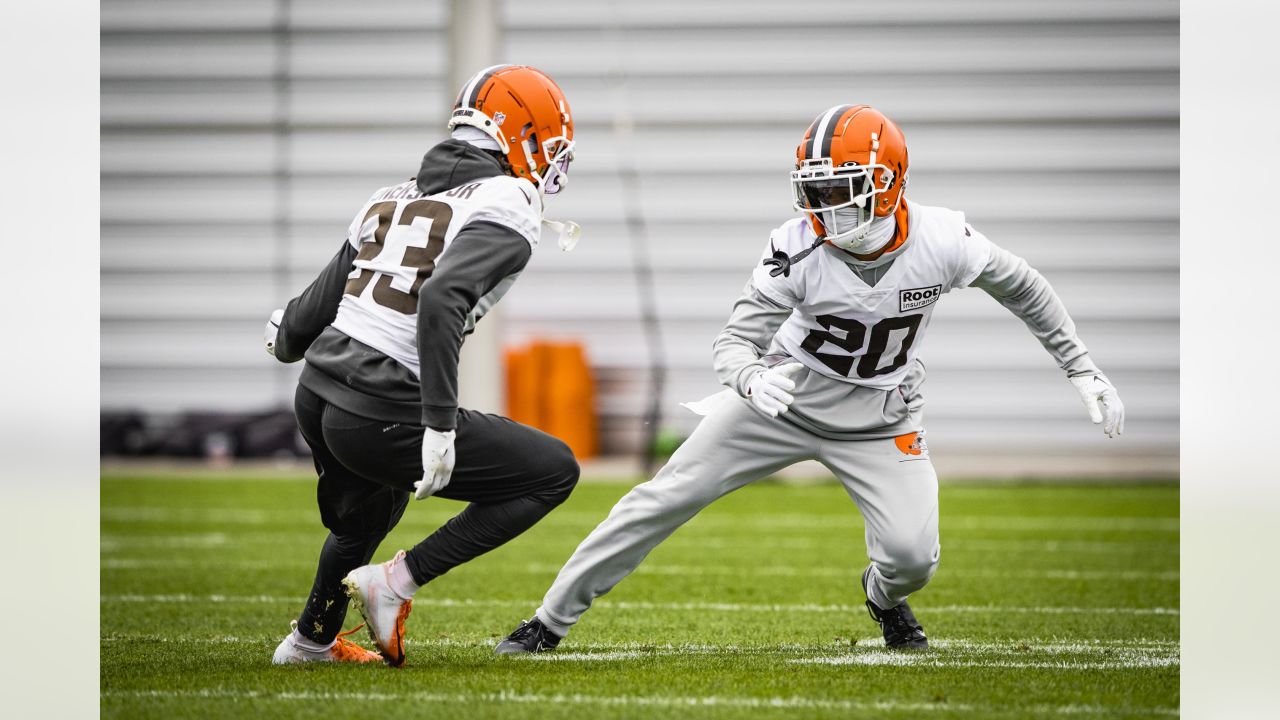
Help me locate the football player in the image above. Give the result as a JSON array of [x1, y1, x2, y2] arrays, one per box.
[[266, 65, 581, 666], [496, 104, 1125, 653]]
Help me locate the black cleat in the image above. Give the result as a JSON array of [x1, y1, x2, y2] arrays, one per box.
[[862, 566, 928, 650], [494, 618, 562, 655]]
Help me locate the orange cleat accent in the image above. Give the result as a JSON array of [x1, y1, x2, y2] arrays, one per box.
[[271, 620, 385, 665], [379, 602, 413, 668], [330, 624, 383, 663], [342, 556, 416, 667]]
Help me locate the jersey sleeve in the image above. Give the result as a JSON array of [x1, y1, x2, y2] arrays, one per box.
[[344, 188, 391, 250], [345, 207, 364, 250], [714, 278, 793, 397], [275, 239, 358, 363], [950, 221, 995, 290], [749, 224, 806, 307], [466, 176, 543, 248], [970, 242, 1099, 377], [416, 222, 532, 429]]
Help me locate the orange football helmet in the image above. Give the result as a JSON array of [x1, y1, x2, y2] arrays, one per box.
[[447, 64, 575, 198], [791, 105, 909, 247]]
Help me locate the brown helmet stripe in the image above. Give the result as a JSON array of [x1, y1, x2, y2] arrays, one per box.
[[460, 64, 511, 110]]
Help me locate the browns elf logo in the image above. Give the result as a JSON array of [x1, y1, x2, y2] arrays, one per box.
[[894, 432, 928, 457]]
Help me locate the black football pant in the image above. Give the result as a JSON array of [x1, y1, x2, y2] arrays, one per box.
[[291, 385, 579, 644]]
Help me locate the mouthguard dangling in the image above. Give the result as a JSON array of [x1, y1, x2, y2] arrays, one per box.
[[762, 236, 825, 277], [543, 219, 582, 251]]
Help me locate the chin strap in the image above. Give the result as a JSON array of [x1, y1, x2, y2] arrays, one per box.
[[763, 236, 825, 277]]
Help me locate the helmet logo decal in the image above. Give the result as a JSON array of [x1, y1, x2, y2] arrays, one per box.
[[493, 111, 506, 126]]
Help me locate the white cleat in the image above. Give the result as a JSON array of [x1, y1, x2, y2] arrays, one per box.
[[271, 620, 382, 665], [342, 551, 414, 667]]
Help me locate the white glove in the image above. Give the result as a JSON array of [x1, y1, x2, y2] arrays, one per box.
[[414, 428, 457, 500], [1070, 374, 1125, 438], [745, 362, 805, 418], [264, 308, 284, 357]]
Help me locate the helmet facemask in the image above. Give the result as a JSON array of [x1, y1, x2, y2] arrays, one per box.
[[525, 130, 575, 200], [520, 97, 575, 202], [791, 157, 896, 252]]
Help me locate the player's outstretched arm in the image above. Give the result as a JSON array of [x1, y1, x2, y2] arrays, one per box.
[[266, 240, 358, 363], [968, 241, 1125, 437]]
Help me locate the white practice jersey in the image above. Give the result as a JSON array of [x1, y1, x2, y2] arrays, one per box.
[[752, 202, 993, 390], [330, 174, 542, 377]]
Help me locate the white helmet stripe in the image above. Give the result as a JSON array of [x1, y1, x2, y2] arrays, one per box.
[[810, 105, 846, 160]]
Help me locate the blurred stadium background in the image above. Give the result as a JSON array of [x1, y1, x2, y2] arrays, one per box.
[[100, 0, 1177, 476]]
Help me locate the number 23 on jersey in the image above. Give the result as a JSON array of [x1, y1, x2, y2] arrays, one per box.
[[344, 198, 455, 314]]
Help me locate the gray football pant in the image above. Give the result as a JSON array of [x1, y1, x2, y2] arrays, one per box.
[[534, 393, 940, 637]]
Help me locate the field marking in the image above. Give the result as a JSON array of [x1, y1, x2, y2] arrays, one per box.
[[100, 594, 1178, 616], [101, 505, 1178, 532], [526, 653, 1179, 670], [944, 539, 1178, 554], [99, 633, 1178, 668], [941, 517, 1177, 532], [791, 655, 1178, 670], [99, 556, 1178, 582], [522, 650, 646, 662], [101, 633, 1179, 655], [520, 562, 1178, 582], [98, 531, 1178, 556], [650, 537, 1178, 553], [100, 533, 231, 551], [100, 688, 1178, 716]]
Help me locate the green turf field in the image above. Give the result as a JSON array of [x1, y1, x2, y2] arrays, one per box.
[[101, 473, 1178, 719]]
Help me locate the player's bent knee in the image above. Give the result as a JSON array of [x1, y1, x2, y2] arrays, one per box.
[[901, 554, 939, 584], [879, 539, 940, 584], [898, 547, 940, 584], [540, 439, 580, 505]]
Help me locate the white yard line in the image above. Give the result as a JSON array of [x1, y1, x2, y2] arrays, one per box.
[[99, 594, 1179, 616], [100, 533, 231, 551], [943, 517, 1177, 532], [945, 539, 1178, 553], [100, 556, 1178, 581], [792, 655, 1178, 670], [98, 532, 1177, 556], [102, 634, 1179, 654], [519, 562, 1178, 582], [521, 651, 646, 662], [100, 633, 1178, 668], [100, 688, 1178, 716], [100, 506, 1178, 532], [528, 650, 1179, 669], [598, 601, 1180, 616], [100, 532, 1177, 555]]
